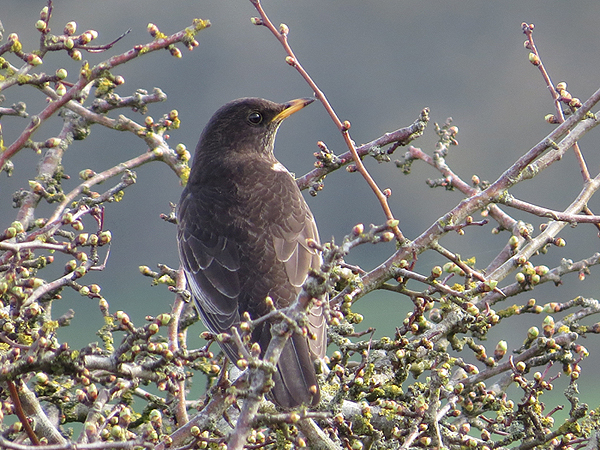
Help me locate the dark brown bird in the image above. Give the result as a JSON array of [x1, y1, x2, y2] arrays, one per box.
[[177, 97, 326, 408]]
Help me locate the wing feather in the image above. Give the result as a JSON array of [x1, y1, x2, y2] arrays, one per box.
[[177, 188, 241, 337], [269, 172, 326, 360]]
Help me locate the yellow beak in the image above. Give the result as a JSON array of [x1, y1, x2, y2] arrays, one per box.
[[272, 97, 315, 123]]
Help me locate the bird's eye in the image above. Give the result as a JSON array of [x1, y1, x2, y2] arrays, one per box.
[[247, 111, 263, 125]]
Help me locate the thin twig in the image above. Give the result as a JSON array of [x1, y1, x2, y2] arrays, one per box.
[[249, 0, 405, 241], [169, 268, 190, 426], [522, 23, 590, 181], [7, 381, 40, 446]]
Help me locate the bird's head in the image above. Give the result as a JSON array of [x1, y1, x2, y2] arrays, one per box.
[[195, 97, 314, 160]]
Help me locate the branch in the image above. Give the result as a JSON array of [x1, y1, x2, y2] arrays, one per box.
[[499, 194, 600, 223], [296, 109, 429, 193], [168, 268, 190, 426], [486, 172, 600, 284], [0, 17, 210, 171]]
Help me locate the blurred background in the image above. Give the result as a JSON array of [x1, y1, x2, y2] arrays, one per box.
[[2, 0, 600, 415]]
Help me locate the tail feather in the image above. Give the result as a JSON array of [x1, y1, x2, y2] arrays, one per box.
[[270, 332, 320, 408], [255, 323, 320, 408]]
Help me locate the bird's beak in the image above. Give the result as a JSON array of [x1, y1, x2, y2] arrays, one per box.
[[272, 97, 315, 123]]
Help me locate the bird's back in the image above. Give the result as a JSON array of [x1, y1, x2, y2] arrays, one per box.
[[178, 151, 325, 407]]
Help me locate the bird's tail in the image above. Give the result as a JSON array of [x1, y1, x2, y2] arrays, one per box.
[[265, 331, 321, 408]]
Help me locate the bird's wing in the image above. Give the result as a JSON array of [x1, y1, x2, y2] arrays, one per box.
[[270, 181, 327, 360], [177, 188, 241, 341], [270, 184, 321, 288]]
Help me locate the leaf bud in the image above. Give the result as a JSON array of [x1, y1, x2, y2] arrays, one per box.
[[45, 137, 62, 148], [8, 33, 20, 49], [465, 364, 479, 374], [556, 81, 567, 91], [64, 260, 77, 273], [443, 262, 456, 273], [380, 231, 394, 242], [169, 47, 182, 58], [56, 83, 67, 96], [175, 143, 187, 155], [11, 221, 24, 233], [528, 52, 540, 65], [147, 23, 159, 37], [89, 284, 101, 294], [559, 90, 572, 101], [527, 326, 539, 340], [482, 279, 498, 292], [35, 372, 49, 385], [419, 437, 431, 447], [542, 315, 555, 337], [99, 230, 112, 245], [79, 32, 92, 44], [554, 237, 566, 247], [386, 218, 399, 228], [56, 68, 68, 79], [352, 223, 364, 235], [264, 296, 274, 309], [27, 54, 43, 66], [85, 30, 98, 40], [70, 49, 82, 61], [157, 313, 171, 325], [494, 340, 507, 360], [64, 21, 77, 35], [465, 302, 480, 315]]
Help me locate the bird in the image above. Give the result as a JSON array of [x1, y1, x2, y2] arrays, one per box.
[[177, 97, 326, 408]]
